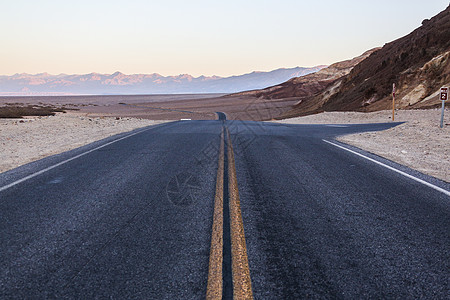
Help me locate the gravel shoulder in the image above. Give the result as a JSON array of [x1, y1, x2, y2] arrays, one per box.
[[274, 109, 449, 183], [0, 112, 170, 173]]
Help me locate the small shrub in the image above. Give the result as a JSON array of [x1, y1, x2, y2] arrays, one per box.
[[0, 105, 66, 118]]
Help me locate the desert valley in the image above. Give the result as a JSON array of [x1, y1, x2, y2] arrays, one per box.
[[1, 2, 449, 299], [1, 5, 449, 181]]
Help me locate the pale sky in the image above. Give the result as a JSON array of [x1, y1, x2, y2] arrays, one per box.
[[0, 0, 448, 77]]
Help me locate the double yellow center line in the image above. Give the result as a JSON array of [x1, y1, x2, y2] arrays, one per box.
[[206, 127, 253, 299]]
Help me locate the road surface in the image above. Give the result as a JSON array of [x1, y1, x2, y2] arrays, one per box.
[[0, 116, 449, 299]]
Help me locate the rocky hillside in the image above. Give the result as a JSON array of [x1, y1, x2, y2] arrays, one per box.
[[231, 49, 377, 117], [320, 4, 450, 113], [240, 5, 450, 119]]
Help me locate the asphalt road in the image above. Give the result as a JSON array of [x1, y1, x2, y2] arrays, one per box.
[[0, 117, 449, 299]]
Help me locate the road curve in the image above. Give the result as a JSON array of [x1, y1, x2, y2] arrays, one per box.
[[0, 119, 448, 298], [216, 112, 227, 121]]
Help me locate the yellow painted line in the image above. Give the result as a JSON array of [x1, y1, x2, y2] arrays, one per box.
[[226, 128, 254, 300], [206, 128, 225, 299]]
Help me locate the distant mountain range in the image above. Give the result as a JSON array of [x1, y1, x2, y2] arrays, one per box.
[[0, 66, 325, 96]]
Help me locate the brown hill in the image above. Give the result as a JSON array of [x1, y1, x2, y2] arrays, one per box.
[[232, 49, 375, 105], [227, 49, 377, 119], [236, 5, 450, 119], [320, 5, 450, 113]]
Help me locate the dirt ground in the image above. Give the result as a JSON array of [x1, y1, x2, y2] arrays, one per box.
[[275, 109, 450, 182], [0, 94, 290, 174], [0, 112, 168, 173], [1, 93, 448, 183], [0, 94, 294, 121]]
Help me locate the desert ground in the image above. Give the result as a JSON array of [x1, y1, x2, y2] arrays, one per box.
[[1, 95, 448, 182], [0, 94, 295, 120], [0, 112, 168, 173], [275, 109, 449, 182]]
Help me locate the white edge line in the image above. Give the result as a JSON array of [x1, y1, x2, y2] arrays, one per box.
[[326, 125, 349, 128], [0, 127, 151, 193], [323, 139, 450, 197]]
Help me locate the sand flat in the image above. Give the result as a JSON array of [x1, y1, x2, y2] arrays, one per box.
[[0, 112, 169, 173]]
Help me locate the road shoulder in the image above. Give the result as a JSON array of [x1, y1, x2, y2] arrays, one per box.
[[273, 109, 449, 183]]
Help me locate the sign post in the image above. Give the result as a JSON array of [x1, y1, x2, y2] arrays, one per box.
[[440, 87, 448, 128], [392, 83, 396, 121]]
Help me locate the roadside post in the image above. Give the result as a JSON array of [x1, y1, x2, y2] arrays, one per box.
[[440, 87, 448, 128], [392, 83, 396, 121]]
